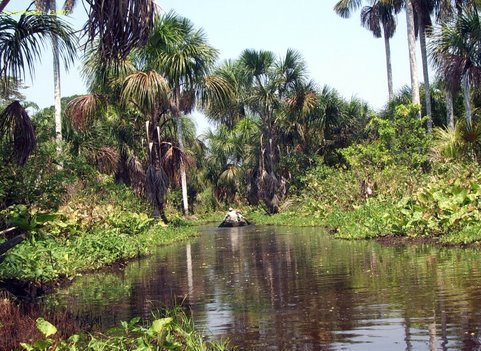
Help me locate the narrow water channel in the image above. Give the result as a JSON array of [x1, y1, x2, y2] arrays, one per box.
[[42, 225, 481, 350]]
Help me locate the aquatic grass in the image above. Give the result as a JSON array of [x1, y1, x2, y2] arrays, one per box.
[[247, 209, 323, 226], [325, 200, 399, 240], [3, 299, 234, 351], [18, 306, 235, 351], [438, 224, 481, 245]]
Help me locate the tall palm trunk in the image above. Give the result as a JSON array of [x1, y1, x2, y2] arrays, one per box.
[[53, 35, 63, 167], [174, 90, 189, 215], [48, 0, 63, 167], [440, 8, 455, 129], [419, 25, 433, 132], [260, 109, 279, 214], [446, 89, 455, 129], [176, 115, 189, 215], [383, 27, 394, 101], [406, 1, 421, 109], [462, 74, 472, 127]]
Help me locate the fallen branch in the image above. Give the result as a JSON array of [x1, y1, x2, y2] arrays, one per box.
[[0, 234, 26, 257], [0, 227, 17, 237]]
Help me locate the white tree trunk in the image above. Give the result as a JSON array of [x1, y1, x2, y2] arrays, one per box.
[[445, 89, 455, 129], [384, 32, 394, 101], [406, 1, 421, 109], [462, 74, 472, 127], [419, 26, 433, 132], [176, 114, 189, 215], [53, 36, 63, 168], [50, 0, 63, 168]]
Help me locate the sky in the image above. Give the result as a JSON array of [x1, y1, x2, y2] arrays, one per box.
[[4, 0, 426, 134]]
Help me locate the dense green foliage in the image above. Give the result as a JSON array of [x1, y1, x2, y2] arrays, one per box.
[[247, 103, 481, 246], [0, 174, 197, 283]]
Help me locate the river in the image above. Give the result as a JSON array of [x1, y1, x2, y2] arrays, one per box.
[[41, 225, 481, 350]]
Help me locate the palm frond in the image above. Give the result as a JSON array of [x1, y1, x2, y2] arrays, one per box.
[[0, 12, 77, 83], [334, 0, 364, 18], [161, 141, 194, 186], [0, 101, 36, 165], [82, 45, 137, 93], [90, 145, 119, 174], [83, 0, 157, 63], [121, 71, 169, 112], [65, 94, 106, 131], [218, 164, 239, 186]]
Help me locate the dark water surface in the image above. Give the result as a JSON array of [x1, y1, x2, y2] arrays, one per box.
[[42, 226, 481, 350]]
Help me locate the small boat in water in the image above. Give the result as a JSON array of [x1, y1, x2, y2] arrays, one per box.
[[218, 219, 249, 228]]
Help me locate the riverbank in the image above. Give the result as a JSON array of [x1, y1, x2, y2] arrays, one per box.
[[245, 162, 481, 247], [0, 176, 200, 289], [1, 295, 233, 351]]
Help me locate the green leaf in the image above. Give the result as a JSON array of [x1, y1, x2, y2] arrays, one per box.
[[36, 318, 57, 337], [34, 213, 59, 224], [150, 317, 173, 334], [68, 334, 80, 343], [19, 343, 34, 351]]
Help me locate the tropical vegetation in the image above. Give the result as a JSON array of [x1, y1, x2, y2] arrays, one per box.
[[4, 0, 481, 349]]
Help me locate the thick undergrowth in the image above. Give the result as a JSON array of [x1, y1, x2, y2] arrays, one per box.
[[0, 175, 198, 285]]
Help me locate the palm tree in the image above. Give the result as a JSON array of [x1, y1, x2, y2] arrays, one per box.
[[238, 48, 308, 213], [34, 0, 79, 167], [0, 11, 76, 84], [411, 0, 437, 131], [430, 5, 481, 127], [202, 59, 249, 129], [203, 117, 260, 204], [0, 11, 76, 165], [143, 12, 224, 215], [432, 0, 479, 129], [335, 0, 401, 101], [361, 1, 402, 100], [405, 0, 421, 108], [376, 0, 420, 109]]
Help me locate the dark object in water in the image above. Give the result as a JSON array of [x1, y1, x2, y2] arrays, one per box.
[[218, 219, 249, 228]]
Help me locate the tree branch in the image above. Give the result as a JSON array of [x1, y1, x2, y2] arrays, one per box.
[[0, 0, 11, 13], [0, 234, 26, 257]]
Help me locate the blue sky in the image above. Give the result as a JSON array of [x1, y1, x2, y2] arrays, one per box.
[[4, 0, 425, 133]]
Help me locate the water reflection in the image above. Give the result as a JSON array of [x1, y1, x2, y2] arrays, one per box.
[[43, 226, 481, 350]]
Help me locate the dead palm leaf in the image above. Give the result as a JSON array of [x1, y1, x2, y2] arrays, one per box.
[[160, 141, 194, 187], [90, 145, 118, 175], [145, 163, 168, 209], [0, 101, 36, 165], [65, 94, 106, 131], [83, 0, 157, 63], [127, 154, 145, 196]]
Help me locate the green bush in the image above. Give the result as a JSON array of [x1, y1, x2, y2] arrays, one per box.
[[341, 104, 431, 170]]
